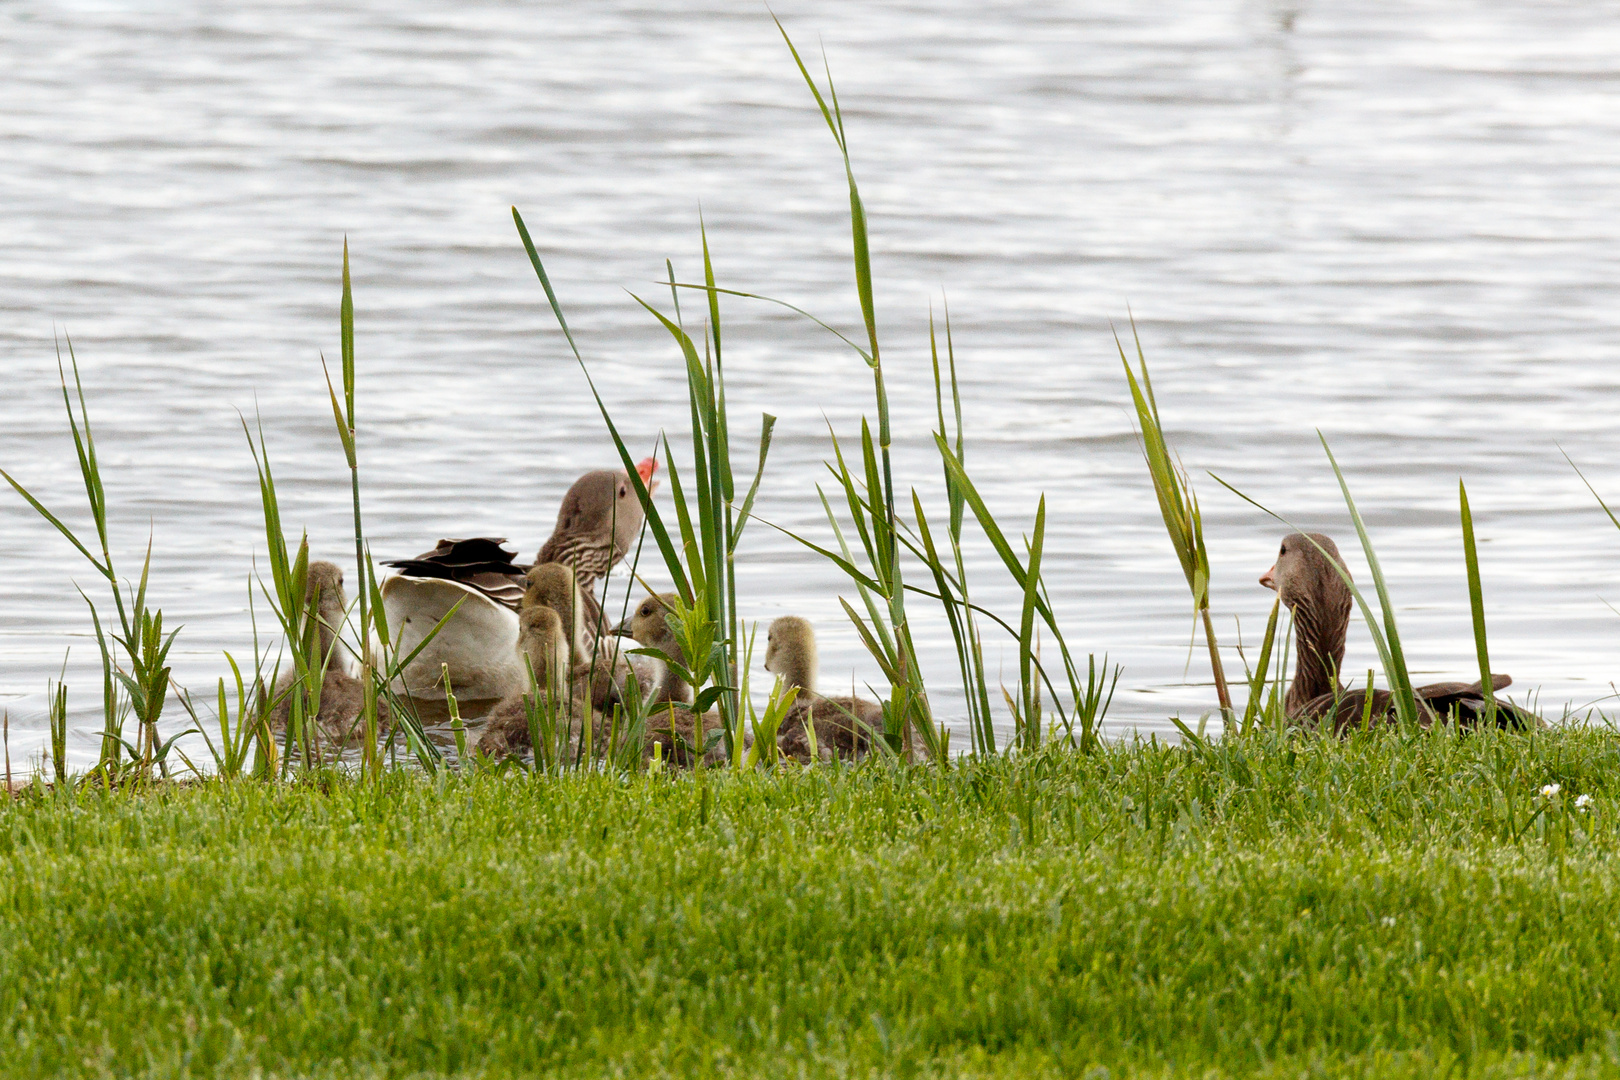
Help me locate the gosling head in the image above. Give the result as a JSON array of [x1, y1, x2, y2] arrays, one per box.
[[549, 458, 659, 566], [613, 592, 681, 654], [524, 562, 582, 616], [764, 616, 817, 691], [306, 560, 345, 605], [303, 561, 347, 660]]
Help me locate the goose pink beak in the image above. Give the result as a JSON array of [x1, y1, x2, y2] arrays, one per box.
[[636, 456, 660, 496], [1259, 565, 1277, 591]]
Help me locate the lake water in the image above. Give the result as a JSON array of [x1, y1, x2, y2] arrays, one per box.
[[4, 0, 1620, 772]]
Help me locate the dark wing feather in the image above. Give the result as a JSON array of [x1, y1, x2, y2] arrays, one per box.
[[383, 537, 529, 611]]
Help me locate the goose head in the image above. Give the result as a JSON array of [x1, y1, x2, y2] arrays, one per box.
[[1260, 532, 1354, 712], [539, 458, 660, 574]]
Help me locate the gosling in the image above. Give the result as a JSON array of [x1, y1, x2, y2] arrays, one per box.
[[764, 616, 883, 763], [614, 593, 727, 767], [476, 605, 588, 760], [269, 561, 388, 747], [524, 562, 640, 710]]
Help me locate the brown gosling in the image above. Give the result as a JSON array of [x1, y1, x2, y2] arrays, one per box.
[[523, 562, 638, 710], [613, 592, 728, 767], [476, 605, 592, 759], [269, 561, 388, 746], [763, 616, 884, 762]]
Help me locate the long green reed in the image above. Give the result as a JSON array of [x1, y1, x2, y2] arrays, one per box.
[[514, 210, 775, 766], [1239, 597, 1281, 732], [921, 308, 995, 754], [1320, 435, 1420, 726], [523, 20, 1124, 766], [46, 679, 67, 785], [180, 647, 267, 781], [322, 240, 386, 777], [1, 341, 187, 784], [246, 248, 459, 776], [1119, 329, 1232, 717], [771, 18, 939, 762]]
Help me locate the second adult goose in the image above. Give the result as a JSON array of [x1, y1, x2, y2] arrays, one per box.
[[537, 459, 659, 634], [1260, 532, 1540, 733]]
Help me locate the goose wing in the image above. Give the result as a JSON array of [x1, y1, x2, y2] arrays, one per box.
[[382, 537, 528, 610]]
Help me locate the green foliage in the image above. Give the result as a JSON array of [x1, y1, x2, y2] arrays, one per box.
[[1240, 597, 1281, 733], [0, 341, 184, 784], [512, 23, 1117, 763], [514, 209, 774, 767]]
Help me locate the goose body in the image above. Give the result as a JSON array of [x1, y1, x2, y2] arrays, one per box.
[[382, 570, 525, 708], [379, 459, 657, 710], [1260, 532, 1542, 733]]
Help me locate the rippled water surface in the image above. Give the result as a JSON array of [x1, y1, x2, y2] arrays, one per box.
[[5, 0, 1620, 769]]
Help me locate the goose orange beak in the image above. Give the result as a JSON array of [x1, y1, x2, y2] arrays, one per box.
[[1259, 565, 1277, 591], [636, 456, 660, 496]]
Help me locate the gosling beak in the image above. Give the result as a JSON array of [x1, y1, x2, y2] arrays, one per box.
[[635, 456, 661, 496], [1259, 565, 1278, 591], [611, 615, 635, 638]]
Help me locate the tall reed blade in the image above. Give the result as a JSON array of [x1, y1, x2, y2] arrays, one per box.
[[1318, 434, 1419, 727], [324, 240, 383, 777], [1241, 598, 1281, 733], [2, 342, 186, 781], [772, 17, 937, 761], [1459, 480, 1496, 725], [1117, 328, 1232, 716], [48, 679, 68, 785], [1015, 499, 1047, 749]]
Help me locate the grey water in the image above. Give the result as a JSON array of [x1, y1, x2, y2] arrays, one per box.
[[4, 0, 1620, 772]]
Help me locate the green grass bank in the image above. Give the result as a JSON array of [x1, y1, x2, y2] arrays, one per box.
[[4, 726, 1620, 1079]]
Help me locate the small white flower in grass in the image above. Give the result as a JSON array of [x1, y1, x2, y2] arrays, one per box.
[[1381, 916, 1397, 928], [1575, 794, 1593, 811], [1540, 783, 1561, 798]]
